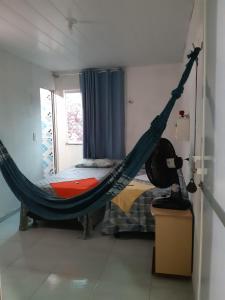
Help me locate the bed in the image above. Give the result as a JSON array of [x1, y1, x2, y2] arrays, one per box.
[[101, 170, 189, 236], [101, 173, 156, 235], [19, 165, 176, 239], [19, 166, 114, 238]]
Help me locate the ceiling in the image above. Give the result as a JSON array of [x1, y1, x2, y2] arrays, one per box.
[[0, 0, 193, 71]]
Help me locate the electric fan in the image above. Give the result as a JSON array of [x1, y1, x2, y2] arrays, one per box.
[[145, 138, 191, 210]]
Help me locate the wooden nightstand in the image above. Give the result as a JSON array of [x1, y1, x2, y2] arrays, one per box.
[[151, 206, 193, 277]]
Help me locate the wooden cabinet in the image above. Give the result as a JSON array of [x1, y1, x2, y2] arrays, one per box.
[[151, 206, 193, 277]]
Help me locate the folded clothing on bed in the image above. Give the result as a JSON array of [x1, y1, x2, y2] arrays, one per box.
[[50, 178, 100, 198], [112, 180, 154, 213]]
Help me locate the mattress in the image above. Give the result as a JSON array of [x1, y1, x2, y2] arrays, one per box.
[[37, 167, 113, 194]]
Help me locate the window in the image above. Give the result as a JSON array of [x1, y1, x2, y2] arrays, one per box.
[[64, 91, 83, 145]]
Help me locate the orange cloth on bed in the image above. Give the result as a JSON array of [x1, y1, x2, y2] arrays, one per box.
[[50, 178, 100, 198]]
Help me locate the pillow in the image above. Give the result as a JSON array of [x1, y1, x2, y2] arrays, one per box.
[[134, 174, 150, 183], [75, 159, 115, 168]]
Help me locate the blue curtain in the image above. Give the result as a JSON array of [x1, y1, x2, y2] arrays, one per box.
[[80, 68, 125, 159]]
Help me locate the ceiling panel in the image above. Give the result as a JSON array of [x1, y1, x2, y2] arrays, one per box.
[[0, 17, 73, 70], [0, 0, 194, 71]]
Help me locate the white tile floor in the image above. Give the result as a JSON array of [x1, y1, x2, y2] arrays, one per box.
[[0, 213, 193, 300]]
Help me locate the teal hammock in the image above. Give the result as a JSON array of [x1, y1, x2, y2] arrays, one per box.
[[0, 47, 201, 220]]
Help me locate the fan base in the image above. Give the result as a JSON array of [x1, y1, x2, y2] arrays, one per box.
[[152, 198, 191, 210]]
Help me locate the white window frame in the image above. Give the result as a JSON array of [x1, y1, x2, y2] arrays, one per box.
[[64, 89, 83, 145]]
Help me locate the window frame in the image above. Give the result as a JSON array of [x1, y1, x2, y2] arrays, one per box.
[[63, 89, 83, 145]]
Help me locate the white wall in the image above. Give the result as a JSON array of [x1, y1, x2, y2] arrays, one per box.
[[126, 64, 183, 154], [0, 49, 54, 218], [54, 75, 83, 171]]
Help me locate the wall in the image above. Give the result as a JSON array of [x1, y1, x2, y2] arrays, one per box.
[[54, 75, 83, 171], [0, 49, 54, 218], [126, 64, 183, 154]]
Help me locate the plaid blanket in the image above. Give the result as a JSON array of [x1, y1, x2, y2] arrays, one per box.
[[102, 188, 160, 234], [101, 170, 189, 235]]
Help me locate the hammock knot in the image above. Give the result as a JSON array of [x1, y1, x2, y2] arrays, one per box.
[[187, 47, 201, 60], [171, 86, 184, 98]]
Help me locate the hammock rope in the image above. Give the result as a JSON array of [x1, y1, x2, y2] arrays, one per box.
[[0, 47, 201, 220]]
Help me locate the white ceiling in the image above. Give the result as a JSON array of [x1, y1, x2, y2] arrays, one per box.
[[0, 0, 193, 71]]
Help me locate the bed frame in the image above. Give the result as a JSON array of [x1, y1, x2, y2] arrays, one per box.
[[19, 203, 105, 239]]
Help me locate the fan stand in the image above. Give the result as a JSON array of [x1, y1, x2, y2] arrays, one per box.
[[152, 183, 191, 210]]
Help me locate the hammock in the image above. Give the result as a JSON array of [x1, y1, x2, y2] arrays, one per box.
[[0, 47, 201, 221]]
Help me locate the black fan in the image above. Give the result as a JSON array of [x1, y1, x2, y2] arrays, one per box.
[[145, 138, 191, 210]]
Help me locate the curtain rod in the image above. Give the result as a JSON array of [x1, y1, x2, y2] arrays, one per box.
[[52, 68, 122, 78], [52, 72, 80, 78]]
